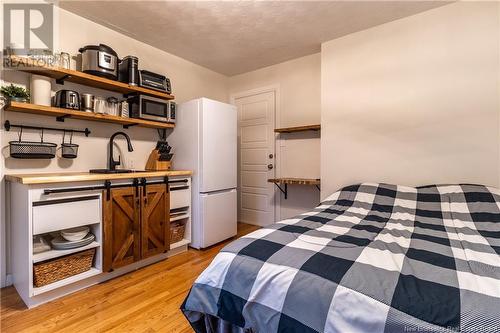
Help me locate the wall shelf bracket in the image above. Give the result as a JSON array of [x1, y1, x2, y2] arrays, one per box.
[[56, 114, 71, 122], [273, 183, 288, 199], [56, 74, 72, 85]]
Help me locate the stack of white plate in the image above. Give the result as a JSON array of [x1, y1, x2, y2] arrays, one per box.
[[61, 226, 90, 241], [51, 226, 95, 250]]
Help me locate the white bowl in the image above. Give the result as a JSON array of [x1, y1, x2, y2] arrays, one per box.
[[60, 226, 89, 242]]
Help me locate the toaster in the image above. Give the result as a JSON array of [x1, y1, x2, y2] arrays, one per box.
[[54, 90, 80, 110]]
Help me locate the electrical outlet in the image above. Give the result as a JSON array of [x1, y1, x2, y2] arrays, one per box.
[[129, 158, 135, 170]]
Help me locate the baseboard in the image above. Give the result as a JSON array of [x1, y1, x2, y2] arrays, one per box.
[[239, 220, 270, 227]]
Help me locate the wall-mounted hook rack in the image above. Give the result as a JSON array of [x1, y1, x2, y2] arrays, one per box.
[[4, 120, 91, 137]]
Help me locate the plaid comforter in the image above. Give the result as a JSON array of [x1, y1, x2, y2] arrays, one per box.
[[182, 183, 500, 333]]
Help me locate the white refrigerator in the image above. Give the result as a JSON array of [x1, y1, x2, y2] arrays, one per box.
[[169, 98, 237, 249]]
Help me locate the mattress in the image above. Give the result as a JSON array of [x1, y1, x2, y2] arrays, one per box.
[[182, 183, 500, 333]]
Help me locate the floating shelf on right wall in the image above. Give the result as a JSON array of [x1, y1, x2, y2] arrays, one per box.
[[274, 124, 320, 133], [268, 178, 320, 199]]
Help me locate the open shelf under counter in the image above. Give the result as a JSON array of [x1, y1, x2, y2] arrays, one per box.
[[170, 214, 190, 222], [32, 268, 101, 296], [4, 102, 175, 129], [32, 241, 100, 263], [170, 239, 190, 250], [8, 56, 174, 100]]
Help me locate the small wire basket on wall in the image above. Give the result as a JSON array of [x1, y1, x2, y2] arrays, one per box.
[[61, 131, 79, 159], [9, 128, 57, 159]]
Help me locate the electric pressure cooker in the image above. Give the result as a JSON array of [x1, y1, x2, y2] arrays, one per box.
[[78, 44, 118, 80]]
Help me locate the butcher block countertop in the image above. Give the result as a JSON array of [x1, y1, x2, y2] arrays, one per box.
[[5, 170, 193, 185]]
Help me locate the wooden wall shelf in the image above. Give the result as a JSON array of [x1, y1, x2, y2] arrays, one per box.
[[268, 178, 320, 185], [274, 124, 320, 133], [8, 56, 174, 100], [268, 178, 320, 199], [4, 102, 175, 130]]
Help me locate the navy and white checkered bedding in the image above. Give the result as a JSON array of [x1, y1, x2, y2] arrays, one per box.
[[182, 183, 500, 333]]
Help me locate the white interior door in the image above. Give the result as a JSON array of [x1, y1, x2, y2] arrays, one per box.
[[235, 91, 276, 226]]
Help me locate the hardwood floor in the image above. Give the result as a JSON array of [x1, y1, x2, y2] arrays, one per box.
[[1, 223, 260, 333]]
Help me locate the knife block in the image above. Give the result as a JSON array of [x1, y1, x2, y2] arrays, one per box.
[[145, 149, 171, 171]]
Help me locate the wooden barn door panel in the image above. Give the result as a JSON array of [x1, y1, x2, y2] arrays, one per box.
[[103, 187, 141, 271], [141, 184, 170, 259]]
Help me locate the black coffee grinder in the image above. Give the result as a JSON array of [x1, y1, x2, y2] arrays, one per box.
[[118, 55, 139, 86]]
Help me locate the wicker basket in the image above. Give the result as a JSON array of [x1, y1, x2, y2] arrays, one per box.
[[170, 221, 186, 244], [33, 248, 95, 287]]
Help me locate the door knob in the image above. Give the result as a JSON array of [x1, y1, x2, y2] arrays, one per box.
[[269, 154, 274, 159], [267, 164, 274, 170]]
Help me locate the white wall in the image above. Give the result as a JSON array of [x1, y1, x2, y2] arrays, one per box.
[[2, 8, 228, 174], [229, 54, 321, 219], [321, 2, 500, 198], [0, 7, 228, 287], [3, 1, 499, 287]]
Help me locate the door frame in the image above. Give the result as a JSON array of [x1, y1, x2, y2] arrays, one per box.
[[230, 85, 282, 223]]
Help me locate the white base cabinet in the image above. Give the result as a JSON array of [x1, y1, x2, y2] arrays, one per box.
[[8, 176, 191, 308]]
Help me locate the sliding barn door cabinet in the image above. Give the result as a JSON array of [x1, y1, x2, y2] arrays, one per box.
[[7, 174, 191, 308], [103, 183, 170, 272]]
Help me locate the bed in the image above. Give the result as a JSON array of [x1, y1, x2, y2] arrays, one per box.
[[181, 183, 500, 333]]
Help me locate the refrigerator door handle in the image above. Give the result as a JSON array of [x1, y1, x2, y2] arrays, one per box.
[[199, 188, 237, 195]]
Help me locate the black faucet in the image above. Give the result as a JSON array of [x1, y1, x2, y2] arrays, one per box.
[[108, 131, 134, 171]]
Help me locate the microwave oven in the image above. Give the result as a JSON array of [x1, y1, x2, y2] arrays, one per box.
[[127, 95, 176, 123]]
